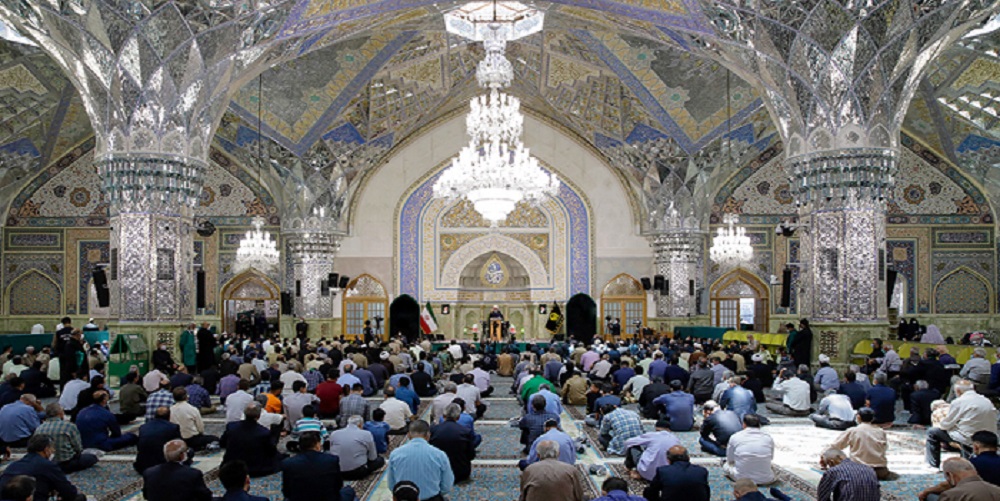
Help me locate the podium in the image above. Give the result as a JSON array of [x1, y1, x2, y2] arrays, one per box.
[[490, 319, 503, 343]]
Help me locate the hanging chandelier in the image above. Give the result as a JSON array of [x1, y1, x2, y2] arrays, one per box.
[[235, 74, 279, 274], [433, 1, 557, 224], [710, 214, 753, 267]]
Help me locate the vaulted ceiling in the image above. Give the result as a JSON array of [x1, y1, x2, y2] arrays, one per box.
[[1, 2, 999, 229]]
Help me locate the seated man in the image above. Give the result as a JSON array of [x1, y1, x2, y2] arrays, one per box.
[[720, 376, 758, 421], [330, 415, 385, 481], [0, 475, 35, 501], [379, 386, 415, 436], [282, 431, 355, 501], [920, 431, 1000, 499], [765, 368, 811, 417], [519, 395, 561, 453], [598, 403, 644, 456], [75, 390, 139, 452], [34, 403, 98, 473], [700, 400, 742, 457], [387, 421, 454, 501], [520, 419, 576, 471], [429, 404, 476, 483], [837, 371, 867, 409], [725, 414, 776, 485], [141, 440, 212, 501], [134, 406, 182, 474], [520, 440, 588, 501], [221, 403, 283, 477], [593, 477, 645, 501], [642, 446, 710, 501], [0, 435, 86, 501], [0, 394, 43, 448], [865, 372, 897, 428], [169, 387, 219, 452], [364, 408, 390, 455], [908, 380, 942, 427], [817, 448, 880, 501], [927, 379, 998, 468], [810, 393, 857, 431], [623, 418, 680, 481], [732, 478, 790, 501], [830, 408, 892, 480], [651, 380, 695, 432], [217, 460, 268, 501]]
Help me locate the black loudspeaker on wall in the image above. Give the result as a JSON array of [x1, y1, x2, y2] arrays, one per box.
[[780, 268, 792, 308], [92, 268, 110, 308], [640, 277, 652, 290], [338, 276, 350, 289], [328, 274, 339, 288], [886, 269, 898, 308], [653, 275, 665, 292], [281, 292, 293, 315], [295, 280, 301, 297], [688, 280, 695, 296], [195, 270, 206, 308]]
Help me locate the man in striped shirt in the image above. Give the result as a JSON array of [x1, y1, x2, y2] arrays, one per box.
[[817, 448, 880, 501], [291, 405, 328, 443]]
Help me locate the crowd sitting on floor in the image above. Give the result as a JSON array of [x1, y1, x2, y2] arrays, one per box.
[[0, 317, 1000, 500]]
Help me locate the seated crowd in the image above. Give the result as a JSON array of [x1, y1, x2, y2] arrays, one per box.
[[1, 317, 1000, 501]]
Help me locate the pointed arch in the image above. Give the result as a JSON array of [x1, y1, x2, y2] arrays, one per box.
[[343, 274, 389, 340], [6, 270, 62, 316], [600, 273, 646, 340], [709, 268, 770, 332], [220, 270, 281, 335], [933, 266, 993, 314]]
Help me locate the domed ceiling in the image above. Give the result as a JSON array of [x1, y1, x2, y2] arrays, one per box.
[[0, 1, 998, 229]]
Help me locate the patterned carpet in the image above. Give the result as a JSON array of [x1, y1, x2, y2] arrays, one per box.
[[475, 424, 526, 459]]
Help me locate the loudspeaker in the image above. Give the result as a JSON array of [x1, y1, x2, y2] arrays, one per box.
[[780, 268, 792, 308], [653, 275, 665, 292], [688, 279, 695, 296], [886, 269, 898, 308], [328, 273, 339, 288], [338, 276, 350, 289], [92, 268, 110, 307], [640, 277, 652, 290], [195, 270, 206, 308], [320, 279, 330, 297], [295, 280, 301, 297], [281, 292, 293, 315]]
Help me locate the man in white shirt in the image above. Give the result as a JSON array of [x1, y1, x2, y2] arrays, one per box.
[[879, 343, 902, 376], [765, 368, 812, 416], [810, 393, 856, 430], [169, 387, 218, 451], [142, 369, 166, 393], [469, 362, 493, 397], [432, 383, 459, 423], [926, 379, 999, 468], [2, 356, 27, 378], [380, 386, 414, 434], [225, 380, 255, 423], [58, 373, 90, 411], [623, 366, 650, 399], [447, 342, 464, 363], [724, 414, 775, 484], [331, 415, 385, 480], [590, 355, 613, 381], [456, 374, 486, 419], [279, 368, 306, 395]]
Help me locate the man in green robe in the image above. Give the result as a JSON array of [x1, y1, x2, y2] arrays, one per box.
[[179, 323, 197, 372]]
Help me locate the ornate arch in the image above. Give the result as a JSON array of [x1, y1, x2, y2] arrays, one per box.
[[440, 236, 549, 290], [6, 270, 62, 315], [602, 273, 645, 298], [933, 266, 992, 314], [342, 274, 389, 340], [711, 268, 770, 299], [221, 270, 281, 300], [709, 268, 770, 332]]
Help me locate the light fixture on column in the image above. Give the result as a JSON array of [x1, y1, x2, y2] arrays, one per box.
[[235, 74, 279, 274], [710, 213, 753, 267], [433, 1, 557, 224]]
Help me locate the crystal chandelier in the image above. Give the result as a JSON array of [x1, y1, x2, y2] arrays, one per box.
[[710, 214, 753, 267], [235, 74, 280, 273], [434, 1, 557, 224], [235, 216, 280, 273]]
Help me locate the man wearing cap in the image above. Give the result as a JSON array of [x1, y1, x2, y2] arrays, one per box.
[[814, 355, 840, 393], [623, 419, 680, 481]]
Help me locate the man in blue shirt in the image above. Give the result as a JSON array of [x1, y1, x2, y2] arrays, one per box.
[[837, 371, 867, 409], [364, 408, 390, 454], [720, 378, 758, 421], [395, 377, 421, 414], [651, 381, 695, 432], [531, 384, 563, 416], [612, 362, 636, 390], [648, 353, 668, 381], [519, 419, 576, 470], [0, 394, 43, 447], [387, 420, 454, 501], [76, 390, 139, 451], [593, 477, 645, 501], [865, 372, 897, 426]]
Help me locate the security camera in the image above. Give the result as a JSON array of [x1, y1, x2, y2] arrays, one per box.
[[769, 274, 780, 285]]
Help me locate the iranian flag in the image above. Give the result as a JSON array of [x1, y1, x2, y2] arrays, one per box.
[[419, 302, 438, 334]]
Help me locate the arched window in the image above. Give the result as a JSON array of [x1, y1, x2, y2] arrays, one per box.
[[710, 269, 769, 332], [342, 274, 389, 340], [600, 274, 646, 339]]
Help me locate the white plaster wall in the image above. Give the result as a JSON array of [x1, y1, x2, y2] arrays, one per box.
[[338, 113, 652, 295]]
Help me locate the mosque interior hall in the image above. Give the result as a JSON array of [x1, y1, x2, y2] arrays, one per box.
[[3, 0, 1000, 500]]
